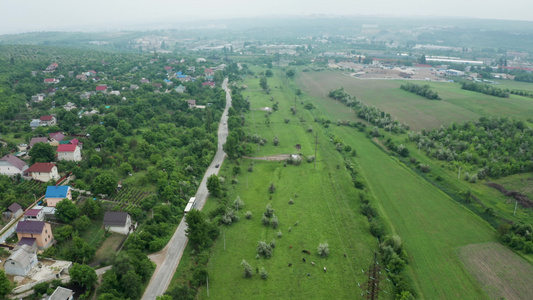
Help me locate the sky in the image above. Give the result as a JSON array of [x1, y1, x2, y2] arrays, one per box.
[[1, 0, 533, 34]]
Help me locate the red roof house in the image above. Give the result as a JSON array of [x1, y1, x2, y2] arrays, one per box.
[[57, 144, 82, 161], [25, 163, 60, 182], [205, 68, 214, 76], [164, 66, 172, 70], [96, 85, 107, 92], [44, 78, 59, 84], [202, 82, 215, 87]]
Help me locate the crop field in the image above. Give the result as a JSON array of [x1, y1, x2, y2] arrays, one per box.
[[107, 187, 153, 210], [458, 242, 533, 300], [199, 72, 382, 299], [296, 70, 533, 131]]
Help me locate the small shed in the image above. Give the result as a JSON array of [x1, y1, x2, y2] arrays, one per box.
[[4, 202, 23, 220], [49, 286, 74, 300], [103, 212, 132, 235], [24, 209, 44, 221]]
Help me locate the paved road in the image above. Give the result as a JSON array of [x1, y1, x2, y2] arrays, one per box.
[[141, 79, 232, 300]]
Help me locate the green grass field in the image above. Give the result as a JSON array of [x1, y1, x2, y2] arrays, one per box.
[[197, 72, 383, 299], [297, 71, 533, 131]]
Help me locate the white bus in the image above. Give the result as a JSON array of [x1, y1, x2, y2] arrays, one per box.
[[184, 197, 197, 214]]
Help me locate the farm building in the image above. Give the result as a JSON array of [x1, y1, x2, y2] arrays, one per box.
[[45, 185, 72, 207], [103, 212, 132, 235], [4, 244, 38, 276]]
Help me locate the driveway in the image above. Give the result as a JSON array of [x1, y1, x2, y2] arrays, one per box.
[[141, 78, 232, 299]]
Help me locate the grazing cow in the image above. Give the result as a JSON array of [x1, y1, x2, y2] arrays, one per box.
[[307, 273, 310, 276], [324, 267, 327, 273], [288, 263, 292, 267], [303, 257, 306, 263], [344, 253, 347, 258], [311, 262, 315, 266], [301, 250, 307, 253], [290, 245, 292, 249]]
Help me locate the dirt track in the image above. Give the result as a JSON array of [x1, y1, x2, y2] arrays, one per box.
[[243, 154, 291, 161]]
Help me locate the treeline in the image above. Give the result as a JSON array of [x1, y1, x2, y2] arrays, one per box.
[[408, 117, 533, 179], [461, 82, 510, 98], [328, 88, 410, 133], [500, 223, 533, 254], [400, 83, 441, 100], [514, 73, 533, 83]]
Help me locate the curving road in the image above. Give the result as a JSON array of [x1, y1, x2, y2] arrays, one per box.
[[141, 79, 232, 299]]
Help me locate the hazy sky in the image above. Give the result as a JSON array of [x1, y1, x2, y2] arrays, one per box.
[[1, 0, 532, 34]]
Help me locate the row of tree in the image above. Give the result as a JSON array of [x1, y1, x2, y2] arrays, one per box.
[[400, 83, 441, 100], [461, 82, 510, 98]]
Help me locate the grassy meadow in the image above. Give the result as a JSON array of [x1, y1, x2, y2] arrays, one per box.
[[297, 70, 533, 131], [198, 70, 381, 299]]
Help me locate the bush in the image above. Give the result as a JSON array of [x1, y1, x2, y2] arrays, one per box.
[[270, 239, 276, 248], [469, 174, 478, 183], [288, 199, 294, 204], [360, 204, 377, 218], [259, 267, 268, 279], [248, 163, 254, 172], [234, 196, 244, 210], [306, 155, 315, 163], [273, 136, 279, 146], [420, 164, 431, 173], [317, 243, 330, 257], [264, 204, 274, 217], [271, 214, 279, 229], [268, 183, 276, 193], [245, 211, 252, 219], [262, 214, 270, 226], [370, 221, 385, 238], [257, 241, 273, 258], [241, 259, 253, 278], [277, 231, 282, 238]]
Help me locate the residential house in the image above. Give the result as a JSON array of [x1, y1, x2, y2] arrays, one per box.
[[103, 212, 133, 235], [109, 91, 120, 96], [130, 84, 139, 90], [76, 74, 88, 81], [4, 244, 38, 276], [196, 58, 206, 63], [45, 185, 72, 207], [29, 137, 49, 148], [82, 109, 98, 116], [25, 163, 60, 182], [164, 66, 172, 71], [24, 209, 44, 221], [68, 71, 74, 77], [204, 68, 215, 77], [96, 85, 107, 93], [202, 82, 215, 88], [0, 154, 28, 176], [49, 286, 74, 300], [43, 87, 57, 96], [152, 83, 163, 89], [44, 78, 59, 84], [175, 84, 186, 93], [163, 79, 172, 86], [69, 138, 83, 149], [80, 91, 95, 99], [49, 132, 65, 146], [4, 202, 23, 220], [186, 100, 196, 108], [63, 102, 76, 111], [87, 70, 97, 77], [16, 220, 54, 249], [31, 94, 45, 102], [30, 119, 41, 130], [140, 78, 150, 84], [40, 115, 56, 127], [57, 144, 82, 162]]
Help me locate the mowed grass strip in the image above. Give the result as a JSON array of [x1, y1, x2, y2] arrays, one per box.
[[458, 242, 533, 300], [335, 127, 496, 299]]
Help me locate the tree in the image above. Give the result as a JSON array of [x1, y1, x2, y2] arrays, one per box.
[[119, 162, 133, 177], [241, 259, 253, 278], [259, 267, 268, 279], [67, 237, 95, 263], [259, 77, 268, 90], [70, 263, 97, 289], [317, 242, 330, 257], [121, 270, 142, 299], [419, 54, 426, 64], [0, 270, 11, 299], [206, 174, 221, 198], [90, 154, 102, 167], [74, 215, 91, 231], [55, 199, 80, 223], [81, 199, 102, 219], [185, 209, 210, 250], [265, 69, 273, 77], [29, 142, 55, 164], [91, 173, 117, 195], [286, 69, 295, 77], [117, 120, 132, 136], [257, 241, 273, 258]]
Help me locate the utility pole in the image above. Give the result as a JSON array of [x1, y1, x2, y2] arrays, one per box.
[[207, 276, 209, 297], [362, 252, 384, 300], [314, 133, 318, 170], [224, 230, 225, 250], [514, 201, 518, 216], [458, 166, 461, 179]]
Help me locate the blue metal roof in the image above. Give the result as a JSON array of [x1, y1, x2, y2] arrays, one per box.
[[45, 186, 71, 198]]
